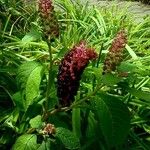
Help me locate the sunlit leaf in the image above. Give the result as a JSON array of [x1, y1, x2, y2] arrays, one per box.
[[17, 61, 44, 111], [29, 115, 42, 129], [12, 134, 38, 150], [22, 27, 41, 43], [118, 62, 137, 72]]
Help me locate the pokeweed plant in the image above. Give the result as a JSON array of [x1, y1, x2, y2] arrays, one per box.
[[0, 0, 150, 150]]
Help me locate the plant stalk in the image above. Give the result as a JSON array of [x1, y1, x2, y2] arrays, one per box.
[[45, 38, 53, 114], [44, 84, 104, 120]]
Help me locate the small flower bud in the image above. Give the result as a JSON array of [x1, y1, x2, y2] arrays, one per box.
[[42, 123, 56, 135]]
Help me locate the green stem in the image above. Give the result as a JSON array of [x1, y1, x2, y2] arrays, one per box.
[[71, 84, 103, 108], [45, 39, 53, 114], [44, 84, 104, 120]]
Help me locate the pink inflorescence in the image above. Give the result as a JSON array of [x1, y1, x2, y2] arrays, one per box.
[[57, 41, 98, 106], [38, 0, 59, 39], [38, 0, 53, 18], [103, 30, 127, 75]]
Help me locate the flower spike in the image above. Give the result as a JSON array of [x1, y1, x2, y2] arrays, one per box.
[[103, 30, 127, 75], [57, 41, 98, 106], [38, 0, 59, 40]]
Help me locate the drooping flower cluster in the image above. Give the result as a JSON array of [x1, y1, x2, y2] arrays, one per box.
[[38, 0, 59, 39], [103, 30, 127, 75], [57, 41, 98, 106]]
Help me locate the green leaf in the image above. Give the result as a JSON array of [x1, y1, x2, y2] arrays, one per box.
[[72, 108, 81, 138], [0, 107, 12, 123], [26, 66, 43, 106], [92, 93, 130, 148], [118, 62, 137, 73], [12, 92, 25, 111], [143, 124, 150, 134], [37, 140, 51, 150], [17, 61, 44, 111], [12, 134, 38, 150], [22, 26, 41, 43], [86, 112, 97, 138], [125, 44, 138, 60], [29, 115, 43, 129], [127, 88, 150, 102], [55, 127, 80, 150], [102, 74, 122, 86]]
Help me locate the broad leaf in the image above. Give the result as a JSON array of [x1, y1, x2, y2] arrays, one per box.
[[17, 61, 44, 111], [37, 140, 51, 150], [86, 111, 97, 138], [29, 115, 43, 129], [55, 127, 80, 149], [92, 93, 130, 148], [102, 74, 122, 86], [12, 92, 25, 111], [12, 134, 38, 150], [22, 26, 41, 43], [118, 62, 137, 72]]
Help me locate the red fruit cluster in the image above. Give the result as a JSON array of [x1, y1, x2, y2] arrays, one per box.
[[103, 30, 127, 74], [38, 0, 59, 39], [57, 41, 98, 106]]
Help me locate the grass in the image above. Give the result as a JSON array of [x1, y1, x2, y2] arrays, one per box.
[[0, 0, 150, 149]]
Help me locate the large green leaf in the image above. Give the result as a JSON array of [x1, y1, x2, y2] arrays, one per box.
[[92, 93, 130, 148], [12, 134, 38, 150], [55, 127, 80, 150], [17, 61, 44, 111]]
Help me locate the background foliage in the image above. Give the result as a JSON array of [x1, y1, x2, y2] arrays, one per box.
[[0, 0, 150, 149]]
